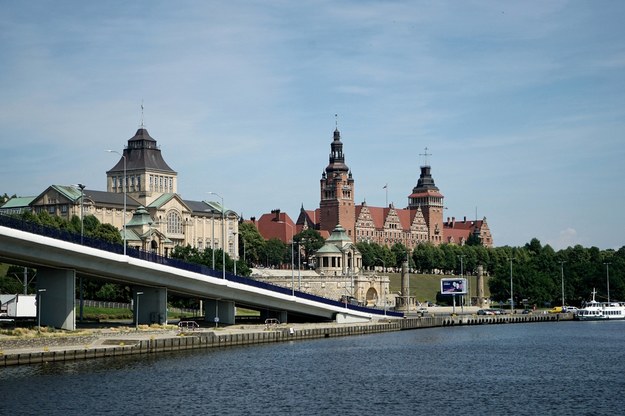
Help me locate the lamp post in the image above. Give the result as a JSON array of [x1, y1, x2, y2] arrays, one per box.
[[375, 257, 386, 272], [37, 288, 46, 332], [559, 261, 566, 308], [276, 220, 295, 296], [135, 291, 144, 330], [297, 241, 302, 291], [209, 192, 226, 279], [509, 257, 515, 313], [458, 255, 465, 307], [232, 231, 238, 276], [106, 150, 127, 255], [75, 183, 85, 322], [604, 262, 611, 303]]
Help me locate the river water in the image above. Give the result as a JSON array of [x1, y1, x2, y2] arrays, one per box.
[[2, 320, 624, 415]]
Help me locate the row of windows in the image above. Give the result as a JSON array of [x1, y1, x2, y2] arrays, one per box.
[[112, 175, 142, 192], [149, 175, 174, 193]]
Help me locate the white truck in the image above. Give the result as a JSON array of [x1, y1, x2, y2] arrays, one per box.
[[2, 294, 37, 319]]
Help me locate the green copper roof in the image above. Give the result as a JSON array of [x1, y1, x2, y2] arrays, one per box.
[[0, 196, 36, 208], [148, 193, 176, 208], [126, 206, 154, 227], [326, 224, 351, 244]]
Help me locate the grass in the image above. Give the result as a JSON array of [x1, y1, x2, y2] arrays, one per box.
[[74, 305, 258, 321], [385, 272, 491, 303]]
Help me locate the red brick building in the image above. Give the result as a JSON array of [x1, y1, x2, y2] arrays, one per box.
[[256, 127, 493, 248]]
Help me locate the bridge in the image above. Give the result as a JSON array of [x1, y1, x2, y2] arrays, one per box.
[[0, 216, 401, 330]]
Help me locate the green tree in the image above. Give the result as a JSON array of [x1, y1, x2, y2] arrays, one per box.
[[294, 228, 325, 267], [263, 238, 287, 268], [238, 222, 266, 266]]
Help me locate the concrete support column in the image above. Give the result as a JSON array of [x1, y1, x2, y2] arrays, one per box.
[[260, 309, 288, 324], [37, 267, 76, 330], [134, 286, 167, 325], [204, 299, 236, 326]]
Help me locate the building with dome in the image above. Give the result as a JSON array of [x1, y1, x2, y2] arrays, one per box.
[[2, 127, 238, 259]]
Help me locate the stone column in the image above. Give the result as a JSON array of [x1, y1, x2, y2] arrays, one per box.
[[477, 264, 485, 307]]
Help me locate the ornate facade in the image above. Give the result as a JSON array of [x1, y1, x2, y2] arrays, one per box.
[[297, 127, 493, 248], [5, 127, 238, 258]]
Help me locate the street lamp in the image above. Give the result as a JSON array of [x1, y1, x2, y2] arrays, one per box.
[[37, 288, 46, 332], [232, 231, 238, 276], [106, 150, 127, 255], [276, 220, 295, 296], [559, 261, 566, 308], [135, 291, 144, 330], [458, 255, 465, 307], [604, 262, 611, 303], [375, 257, 386, 272], [74, 183, 86, 322], [509, 257, 515, 313], [208, 192, 226, 279]]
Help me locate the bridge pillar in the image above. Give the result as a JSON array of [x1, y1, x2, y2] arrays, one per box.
[[260, 310, 289, 324], [205, 299, 235, 326], [37, 267, 76, 330], [134, 287, 167, 325]]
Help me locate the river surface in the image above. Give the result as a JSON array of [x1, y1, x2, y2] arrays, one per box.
[[1, 320, 624, 415]]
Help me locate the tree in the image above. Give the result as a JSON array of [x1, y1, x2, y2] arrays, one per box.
[[238, 222, 266, 266], [294, 228, 325, 266], [263, 238, 287, 268]]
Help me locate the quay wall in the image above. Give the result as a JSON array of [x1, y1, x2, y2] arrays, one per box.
[[0, 313, 572, 367]]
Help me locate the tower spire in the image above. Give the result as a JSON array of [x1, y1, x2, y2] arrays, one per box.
[[419, 146, 432, 167], [140, 100, 145, 128]]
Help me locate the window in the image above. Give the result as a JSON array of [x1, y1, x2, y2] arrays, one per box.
[[167, 211, 183, 234]]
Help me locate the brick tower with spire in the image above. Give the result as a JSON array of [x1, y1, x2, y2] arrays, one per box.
[[319, 127, 355, 238]]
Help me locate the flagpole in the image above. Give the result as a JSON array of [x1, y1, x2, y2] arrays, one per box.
[[384, 184, 388, 206]]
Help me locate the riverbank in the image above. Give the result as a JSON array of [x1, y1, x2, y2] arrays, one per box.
[[0, 312, 573, 367]]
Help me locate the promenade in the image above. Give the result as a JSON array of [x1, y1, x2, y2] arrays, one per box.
[[0, 309, 572, 367]]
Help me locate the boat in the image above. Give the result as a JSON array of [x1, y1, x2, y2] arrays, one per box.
[[576, 288, 625, 321]]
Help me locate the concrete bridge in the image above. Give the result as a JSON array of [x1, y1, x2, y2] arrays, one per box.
[[0, 218, 401, 330]]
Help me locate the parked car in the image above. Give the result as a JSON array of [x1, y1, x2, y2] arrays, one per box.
[[563, 306, 578, 314], [548, 306, 564, 313], [477, 309, 495, 315]]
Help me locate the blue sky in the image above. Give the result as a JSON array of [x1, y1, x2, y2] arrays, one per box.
[[1, 1, 624, 250]]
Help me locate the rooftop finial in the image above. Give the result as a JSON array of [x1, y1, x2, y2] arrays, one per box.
[[335, 113, 338, 130], [419, 146, 432, 166], [140, 100, 145, 128]]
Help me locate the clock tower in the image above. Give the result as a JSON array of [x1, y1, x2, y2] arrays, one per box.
[[319, 127, 355, 237]]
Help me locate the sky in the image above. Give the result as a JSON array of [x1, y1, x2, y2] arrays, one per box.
[[1, 1, 624, 251]]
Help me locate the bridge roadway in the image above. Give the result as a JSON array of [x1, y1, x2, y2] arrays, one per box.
[[0, 224, 398, 330]]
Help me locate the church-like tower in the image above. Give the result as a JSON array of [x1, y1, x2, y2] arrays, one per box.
[[407, 151, 444, 244], [319, 128, 355, 237], [106, 127, 177, 206]]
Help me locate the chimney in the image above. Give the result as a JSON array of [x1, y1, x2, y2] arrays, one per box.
[[271, 209, 281, 221], [451, 217, 455, 227], [463, 216, 467, 223]]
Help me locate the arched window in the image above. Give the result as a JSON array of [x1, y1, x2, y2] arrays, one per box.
[[167, 211, 183, 234]]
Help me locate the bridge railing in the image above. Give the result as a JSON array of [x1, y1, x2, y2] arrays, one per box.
[[0, 213, 403, 317]]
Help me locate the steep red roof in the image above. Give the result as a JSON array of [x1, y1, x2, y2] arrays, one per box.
[[256, 211, 298, 243]]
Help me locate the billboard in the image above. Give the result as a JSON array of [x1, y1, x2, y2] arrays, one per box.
[[441, 278, 467, 295]]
